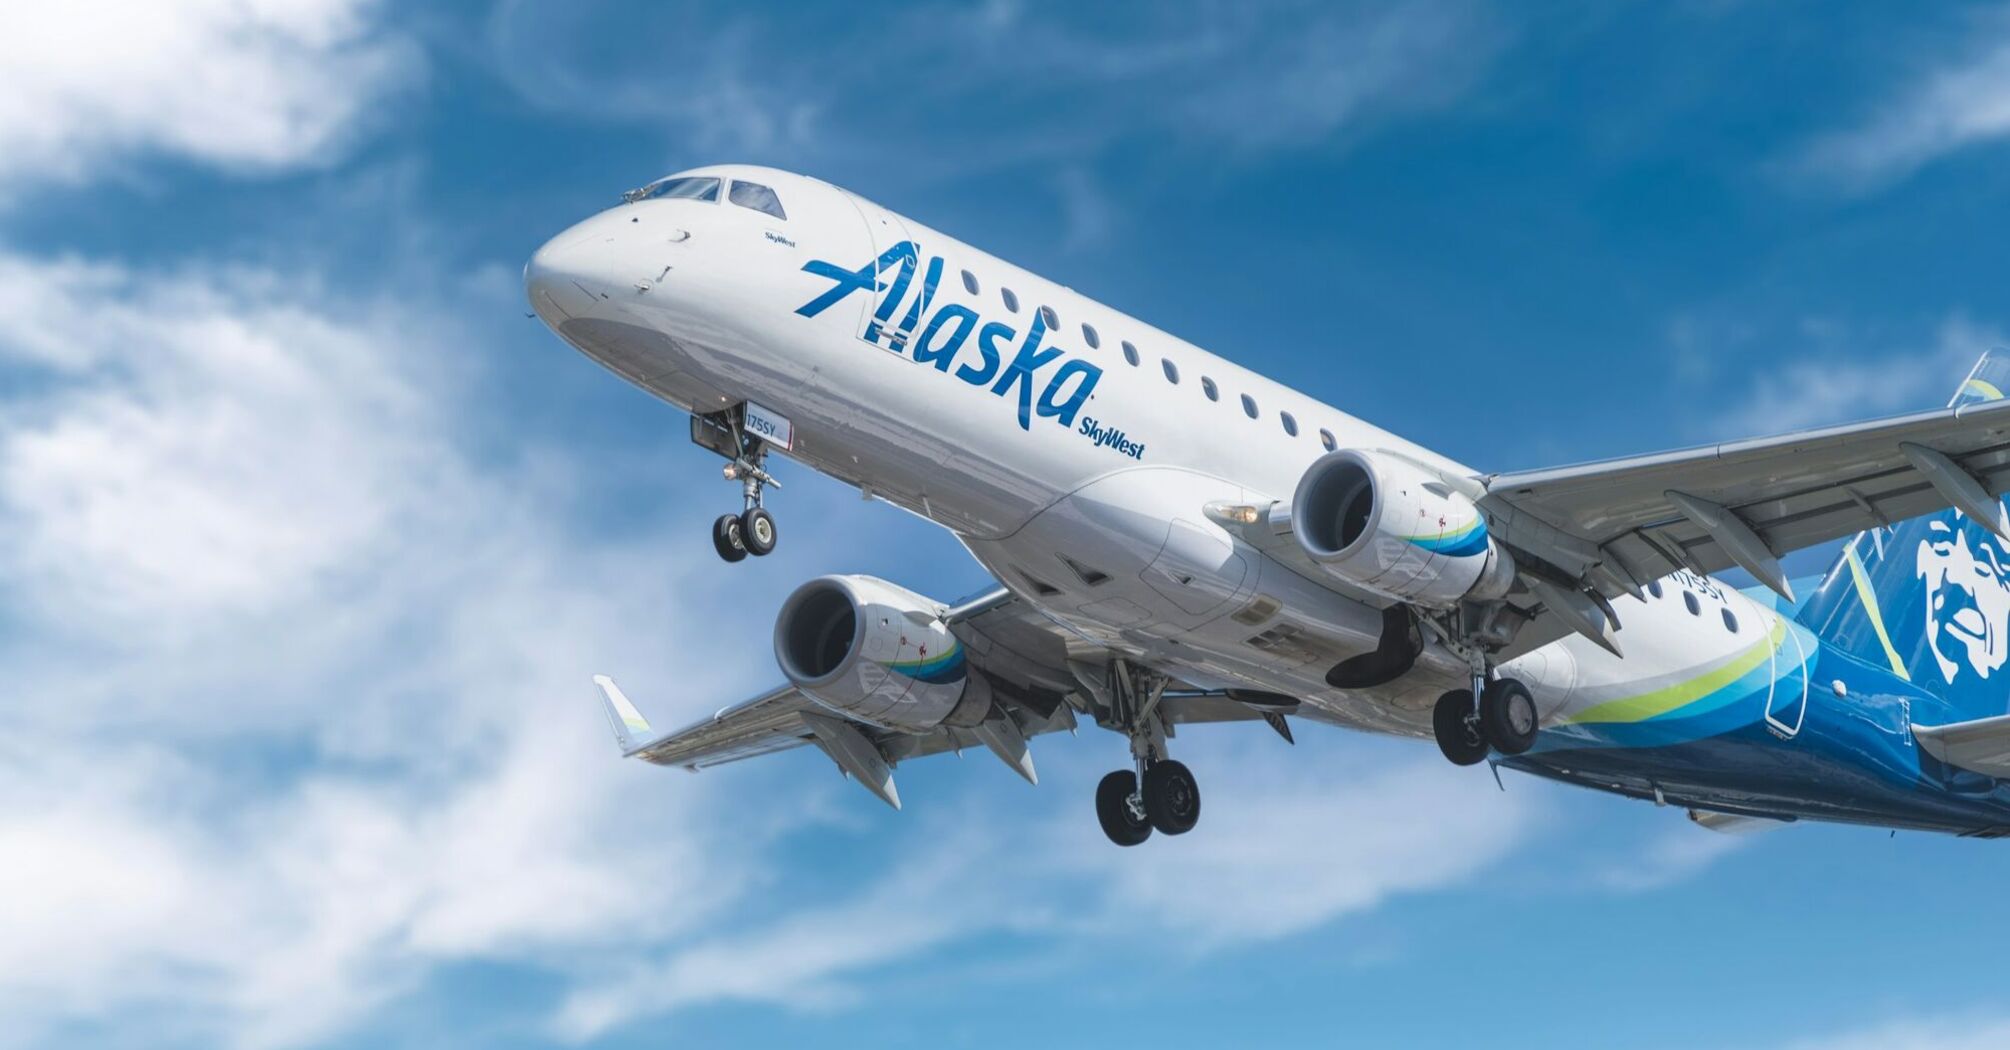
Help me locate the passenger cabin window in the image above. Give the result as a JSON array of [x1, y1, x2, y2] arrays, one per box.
[[1241, 394, 1259, 419], [728, 180, 786, 220], [1281, 411, 1298, 436], [962, 270, 980, 295], [1648, 579, 1663, 599], [1202, 377, 1219, 401], [627, 175, 720, 203], [1683, 592, 1701, 616], [1082, 324, 1100, 349], [1162, 359, 1180, 384], [1122, 341, 1140, 366], [1002, 288, 1020, 312], [1039, 305, 1059, 330], [1320, 429, 1337, 451], [1722, 608, 1740, 633]]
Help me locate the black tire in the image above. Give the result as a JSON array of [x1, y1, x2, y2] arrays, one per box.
[[1095, 770, 1152, 847], [1433, 689, 1490, 766], [712, 513, 747, 563], [1481, 678, 1538, 756], [741, 507, 778, 556], [1142, 759, 1201, 835]]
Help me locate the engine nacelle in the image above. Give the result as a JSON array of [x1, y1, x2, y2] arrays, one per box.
[[773, 574, 993, 733], [1291, 449, 1515, 608]]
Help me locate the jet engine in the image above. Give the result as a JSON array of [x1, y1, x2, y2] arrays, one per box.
[[773, 575, 994, 733], [1291, 449, 1515, 608]]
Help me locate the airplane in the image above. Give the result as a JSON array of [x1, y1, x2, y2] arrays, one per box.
[[528, 164, 2010, 846]]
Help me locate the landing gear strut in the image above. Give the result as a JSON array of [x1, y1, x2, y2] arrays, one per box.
[[693, 406, 781, 563], [1092, 660, 1202, 846], [1420, 601, 1542, 766]]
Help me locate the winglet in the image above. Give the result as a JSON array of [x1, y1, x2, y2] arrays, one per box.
[[593, 674, 653, 754]]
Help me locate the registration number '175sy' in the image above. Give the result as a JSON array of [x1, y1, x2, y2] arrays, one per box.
[[745, 401, 793, 451]]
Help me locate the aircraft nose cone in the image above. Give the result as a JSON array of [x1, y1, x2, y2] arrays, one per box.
[[524, 235, 596, 324]]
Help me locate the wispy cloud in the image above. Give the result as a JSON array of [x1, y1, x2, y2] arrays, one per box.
[[0, 251, 806, 1048], [1686, 314, 2003, 438], [554, 749, 1540, 1041], [0, 0, 420, 195], [484, 0, 1501, 169], [1791, 12, 2010, 192], [1777, 1014, 2010, 1050], [1588, 821, 1751, 893]]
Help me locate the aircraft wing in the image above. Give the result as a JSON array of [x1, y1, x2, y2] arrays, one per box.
[[594, 585, 1276, 807], [1913, 713, 2010, 779], [1478, 397, 2010, 607]]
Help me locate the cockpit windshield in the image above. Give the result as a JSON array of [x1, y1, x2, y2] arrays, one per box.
[[623, 175, 721, 204], [729, 180, 787, 221]]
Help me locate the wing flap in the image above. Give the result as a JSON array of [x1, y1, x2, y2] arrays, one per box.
[[1480, 396, 2010, 598], [623, 683, 816, 769]]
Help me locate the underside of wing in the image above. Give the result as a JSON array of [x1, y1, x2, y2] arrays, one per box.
[[594, 582, 1290, 808], [1480, 358, 2010, 619]]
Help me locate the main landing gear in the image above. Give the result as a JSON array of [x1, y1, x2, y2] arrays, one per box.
[[693, 407, 782, 563], [1432, 675, 1537, 766], [1411, 601, 1542, 767], [1092, 660, 1202, 847]]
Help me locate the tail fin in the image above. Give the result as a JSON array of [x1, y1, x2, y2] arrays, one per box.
[[1798, 351, 2010, 720], [593, 674, 654, 753]]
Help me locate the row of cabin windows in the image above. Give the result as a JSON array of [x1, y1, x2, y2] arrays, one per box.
[[1644, 579, 1742, 634], [957, 267, 1337, 451]]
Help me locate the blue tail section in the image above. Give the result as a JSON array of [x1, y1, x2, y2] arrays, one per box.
[[1797, 351, 2010, 723]]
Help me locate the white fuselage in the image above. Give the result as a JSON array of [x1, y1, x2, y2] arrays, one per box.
[[527, 165, 1804, 743]]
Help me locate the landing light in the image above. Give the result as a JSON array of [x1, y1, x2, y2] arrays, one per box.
[[723, 464, 740, 480], [1203, 501, 1261, 526]]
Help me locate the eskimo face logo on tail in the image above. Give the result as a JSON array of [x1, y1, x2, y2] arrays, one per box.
[[1916, 511, 2010, 684], [795, 241, 1104, 434]]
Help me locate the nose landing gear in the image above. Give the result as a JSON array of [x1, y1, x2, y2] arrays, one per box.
[[692, 406, 783, 563]]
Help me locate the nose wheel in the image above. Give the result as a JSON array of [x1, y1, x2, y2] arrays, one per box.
[[693, 407, 783, 563], [712, 514, 748, 563]]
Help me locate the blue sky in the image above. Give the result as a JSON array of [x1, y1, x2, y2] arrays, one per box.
[[6, 1, 2010, 1047]]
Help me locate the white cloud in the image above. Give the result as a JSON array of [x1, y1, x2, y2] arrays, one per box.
[[1588, 821, 1750, 893], [1778, 1014, 2010, 1050], [0, 251, 777, 1048], [1794, 17, 2010, 191], [484, 0, 1497, 164], [0, 0, 418, 192], [554, 748, 1539, 1041], [1693, 315, 2002, 438]]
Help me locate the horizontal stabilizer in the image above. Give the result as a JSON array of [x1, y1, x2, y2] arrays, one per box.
[[1914, 714, 2010, 779], [593, 674, 654, 754]]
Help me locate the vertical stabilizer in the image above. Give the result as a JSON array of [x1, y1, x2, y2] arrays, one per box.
[[1798, 352, 2010, 720]]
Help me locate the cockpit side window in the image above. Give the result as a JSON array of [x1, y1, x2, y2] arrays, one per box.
[[626, 176, 720, 203], [729, 180, 787, 221]]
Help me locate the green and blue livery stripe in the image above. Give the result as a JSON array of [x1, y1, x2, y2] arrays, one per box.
[[884, 642, 966, 684], [1405, 517, 1489, 558], [1566, 617, 1788, 727]]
